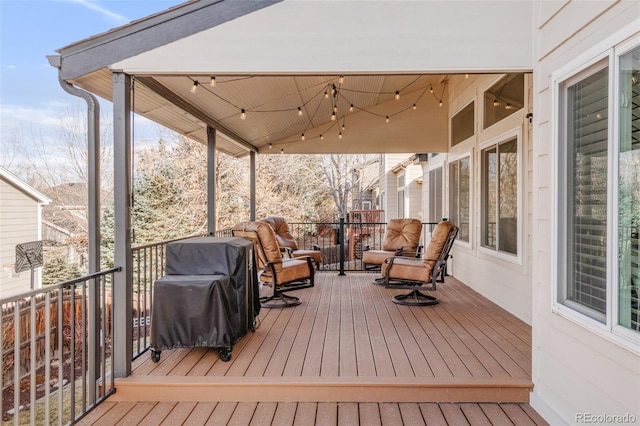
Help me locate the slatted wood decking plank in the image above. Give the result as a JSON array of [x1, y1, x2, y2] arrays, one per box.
[[182, 402, 218, 425], [349, 274, 377, 376], [159, 401, 197, 425], [115, 402, 158, 426]]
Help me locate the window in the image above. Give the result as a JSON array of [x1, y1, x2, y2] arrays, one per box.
[[556, 38, 639, 338], [618, 46, 639, 332], [559, 63, 609, 322], [451, 102, 475, 146], [449, 156, 471, 242], [397, 172, 405, 217], [481, 137, 518, 255], [484, 74, 525, 129], [428, 167, 443, 222]]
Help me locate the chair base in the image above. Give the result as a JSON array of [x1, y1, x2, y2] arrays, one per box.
[[392, 289, 439, 306], [371, 276, 385, 286], [260, 291, 302, 308]]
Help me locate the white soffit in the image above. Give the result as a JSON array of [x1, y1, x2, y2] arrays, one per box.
[[113, 0, 535, 74]]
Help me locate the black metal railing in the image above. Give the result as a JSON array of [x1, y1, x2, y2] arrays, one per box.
[[1, 268, 119, 425]]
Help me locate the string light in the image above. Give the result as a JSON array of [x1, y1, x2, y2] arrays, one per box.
[[413, 104, 417, 110], [320, 134, 324, 140], [339, 132, 342, 139], [241, 109, 246, 120], [439, 100, 443, 107], [324, 91, 329, 99], [465, 74, 469, 79], [493, 99, 500, 107], [385, 116, 390, 123], [331, 112, 336, 121], [191, 81, 199, 93], [505, 103, 513, 110], [269, 143, 272, 149], [350, 104, 354, 112], [430, 85, 433, 93], [210, 77, 216, 87], [280, 148, 284, 154], [395, 91, 400, 100], [301, 133, 305, 140], [298, 107, 303, 116], [339, 76, 344, 84]]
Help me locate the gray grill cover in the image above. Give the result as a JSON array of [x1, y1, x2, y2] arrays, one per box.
[[151, 236, 259, 351]]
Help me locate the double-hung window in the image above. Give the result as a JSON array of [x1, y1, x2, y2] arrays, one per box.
[[481, 136, 519, 256], [555, 35, 639, 341], [448, 156, 471, 243], [428, 167, 443, 223]]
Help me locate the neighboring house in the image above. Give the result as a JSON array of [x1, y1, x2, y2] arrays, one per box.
[[376, 153, 425, 221], [0, 166, 51, 298], [50, 1, 639, 424]]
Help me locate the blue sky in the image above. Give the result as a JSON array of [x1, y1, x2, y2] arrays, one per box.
[[0, 0, 181, 172]]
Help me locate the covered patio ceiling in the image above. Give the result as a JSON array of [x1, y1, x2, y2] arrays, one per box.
[[52, 0, 534, 157]]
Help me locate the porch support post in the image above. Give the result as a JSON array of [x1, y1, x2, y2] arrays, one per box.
[[112, 72, 133, 377], [250, 151, 256, 220], [207, 126, 216, 234]]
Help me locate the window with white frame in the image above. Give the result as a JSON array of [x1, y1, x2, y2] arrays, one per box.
[[449, 156, 471, 242], [481, 137, 518, 255], [556, 38, 639, 336], [428, 167, 443, 223], [397, 172, 405, 218]]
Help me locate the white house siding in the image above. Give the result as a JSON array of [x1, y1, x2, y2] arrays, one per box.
[[532, 0, 640, 424], [0, 179, 42, 298], [442, 74, 534, 324]]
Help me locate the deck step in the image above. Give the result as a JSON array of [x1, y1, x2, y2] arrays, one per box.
[[111, 376, 532, 403]]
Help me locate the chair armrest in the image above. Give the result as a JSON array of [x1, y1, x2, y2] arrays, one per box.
[[312, 244, 321, 251]]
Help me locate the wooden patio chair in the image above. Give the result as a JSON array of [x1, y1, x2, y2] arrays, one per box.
[[233, 221, 315, 308], [261, 216, 323, 268], [362, 218, 423, 275], [382, 221, 458, 306]]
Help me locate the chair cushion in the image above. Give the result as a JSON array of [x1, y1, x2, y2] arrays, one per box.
[[260, 258, 311, 285], [362, 249, 395, 265], [381, 218, 422, 251], [291, 249, 322, 265], [234, 221, 283, 270], [262, 216, 298, 250], [382, 257, 433, 282], [424, 221, 455, 268]]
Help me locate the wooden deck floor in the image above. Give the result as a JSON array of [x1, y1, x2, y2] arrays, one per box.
[[78, 273, 546, 425]]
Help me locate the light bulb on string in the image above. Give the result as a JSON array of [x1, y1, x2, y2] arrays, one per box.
[[269, 143, 272, 149], [301, 133, 305, 141], [339, 132, 342, 139], [350, 104, 354, 112], [320, 134, 324, 140], [413, 104, 417, 110], [505, 103, 513, 110], [298, 107, 303, 116], [439, 100, 443, 107], [339, 76, 344, 84], [385, 116, 389, 123], [280, 148, 284, 154], [210, 77, 216, 87], [429, 85, 433, 93], [324, 91, 329, 99], [395, 91, 400, 100], [493, 99, 500, 107], [191, 81, 199, 93], [331, 112, 336, 121], [240, 109, 246, 120]]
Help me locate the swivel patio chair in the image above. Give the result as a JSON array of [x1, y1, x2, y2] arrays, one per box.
[[261, 216, 323, 268], [233, 221, 315, 308], [382, 221, 458, 306], [362, 218, 423, 275]]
